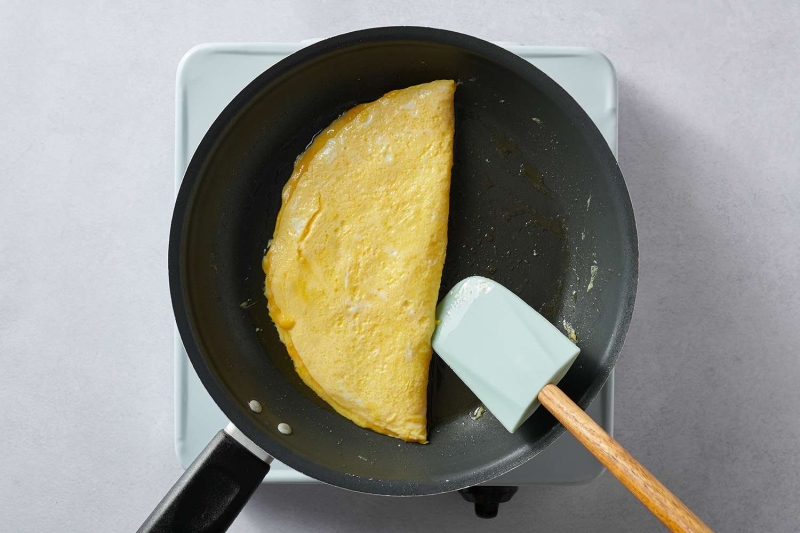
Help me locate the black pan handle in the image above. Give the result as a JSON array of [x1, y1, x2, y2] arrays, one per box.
[[138, 428, 271, 533]]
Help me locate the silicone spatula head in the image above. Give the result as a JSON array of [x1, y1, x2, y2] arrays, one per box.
[[432, 276, 580, 433]]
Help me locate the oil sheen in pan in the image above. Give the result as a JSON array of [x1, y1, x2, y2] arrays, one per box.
[[429, 99, 569, 425]]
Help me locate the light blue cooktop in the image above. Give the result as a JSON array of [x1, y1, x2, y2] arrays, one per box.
[[174, 42, 617, 485]]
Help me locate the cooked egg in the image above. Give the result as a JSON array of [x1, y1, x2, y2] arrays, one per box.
[[264, 80, 455, 443]]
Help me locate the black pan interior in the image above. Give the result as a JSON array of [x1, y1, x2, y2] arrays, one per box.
[[170, 27, 638, 495]]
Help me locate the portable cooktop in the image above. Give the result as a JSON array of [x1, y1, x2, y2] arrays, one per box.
[[174, 41, 618, 512]]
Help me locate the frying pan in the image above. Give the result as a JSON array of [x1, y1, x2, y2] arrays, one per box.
[[140, 27, 638, 532]]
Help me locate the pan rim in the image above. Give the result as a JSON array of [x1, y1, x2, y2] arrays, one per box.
[[169, 26, 639, 496]]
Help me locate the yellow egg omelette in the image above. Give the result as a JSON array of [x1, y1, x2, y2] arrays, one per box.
[[263, 80, 456, 443]]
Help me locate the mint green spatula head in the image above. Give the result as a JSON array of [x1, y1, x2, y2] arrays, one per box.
[[432, 276, 580, 433]]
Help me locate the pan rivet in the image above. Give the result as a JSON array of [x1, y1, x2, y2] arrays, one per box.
[[278, 422, 292, 435], [248, 400, 263, 413]]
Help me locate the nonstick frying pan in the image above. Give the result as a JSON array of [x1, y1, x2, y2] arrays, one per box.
[[141, 27, 638, 532]]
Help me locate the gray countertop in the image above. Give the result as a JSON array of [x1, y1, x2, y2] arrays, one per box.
[[2, 1, 799, 532]]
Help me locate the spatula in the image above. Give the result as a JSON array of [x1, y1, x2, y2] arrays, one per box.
[[432, 276, 713, 533]]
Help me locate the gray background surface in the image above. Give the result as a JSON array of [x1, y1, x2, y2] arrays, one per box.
[[1, 1, 799, 531]]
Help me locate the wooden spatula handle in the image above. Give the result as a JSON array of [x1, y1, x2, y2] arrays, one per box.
[[538, 383, 712, 532]]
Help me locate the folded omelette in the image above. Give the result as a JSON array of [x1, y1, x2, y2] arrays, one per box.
[[263, 80, 456, 443]]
